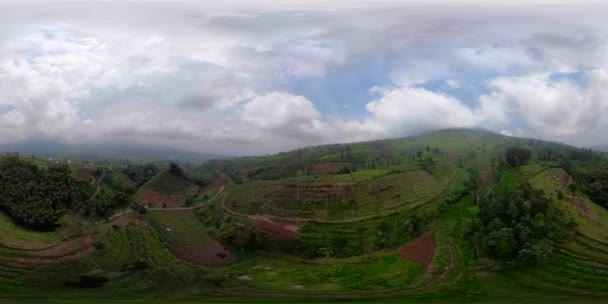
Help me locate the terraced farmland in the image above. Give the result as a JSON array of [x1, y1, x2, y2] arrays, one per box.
[[226, 163, 464, 221], [137, 170, 200, 207], [148, 210, 238, 266], [510, 245, 608, 296]]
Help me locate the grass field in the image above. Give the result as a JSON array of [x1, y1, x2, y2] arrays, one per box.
[[529, 168, 608, 241], [216, 251, 424, 293], [0, 213, 60, 245], [148, 210, 210, 246]]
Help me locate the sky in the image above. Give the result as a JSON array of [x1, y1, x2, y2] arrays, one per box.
[[1, 0, 608, 155]]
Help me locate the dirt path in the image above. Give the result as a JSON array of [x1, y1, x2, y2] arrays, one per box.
[[90, 169, 105, 201], [75, 170, 106, 220]]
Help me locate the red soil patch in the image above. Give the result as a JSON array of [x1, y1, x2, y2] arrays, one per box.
[[251, 215, 299, 240], [572, 197, 592, 219], [561, 173, 571, 188], [138, 188, 187, 208], [310, 162, 351, 174], [447, 152, 457, 161], [75, 168, 93, 181], [206, 174, 228, 190], [175, 241, 238, 266], [398, 236, 436, 264], [0, 237, 95, 269], [481, 166, 493, 186]]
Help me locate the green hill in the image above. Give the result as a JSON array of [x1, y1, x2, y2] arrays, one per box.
[[1, 128, 608, 302]]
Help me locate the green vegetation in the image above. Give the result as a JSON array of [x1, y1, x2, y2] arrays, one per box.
[[28, 224, 210, 290], [148, 210, 210, 246], [0, 211, 60, 244], [216, 251, 424, 292], [145, 169, 191, 195], [0, 156, 85, 230], [121, 163, 161, 187], [226, 163, 462, 221], [2, 129, 608, 302]]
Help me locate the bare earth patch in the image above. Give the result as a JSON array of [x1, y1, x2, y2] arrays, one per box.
[[251, 215, 299, 240], [398, 236, 437, 264], [175, 241, 238, 266]]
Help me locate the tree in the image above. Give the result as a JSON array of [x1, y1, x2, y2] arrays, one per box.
[[169, 163, 184, 176], [0, 156, 80, 230], [505, 147, 532, 167], [472, 180, 555, 265], [420, 157, 436, 171]]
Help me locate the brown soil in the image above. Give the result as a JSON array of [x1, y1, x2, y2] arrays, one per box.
[[398, 236, 436, 264], [138, 188, 187, 208], [175, 241, 238, 266], [75, 168, 93, 181], [251, 215, 299, 240], [481, 166, 493, 186], [447, 152, 457, 161], [572, 197, 592, 219]]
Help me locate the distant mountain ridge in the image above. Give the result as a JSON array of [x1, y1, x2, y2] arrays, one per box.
[[0, 142, 227, 162], [593, 144, 608, 152]]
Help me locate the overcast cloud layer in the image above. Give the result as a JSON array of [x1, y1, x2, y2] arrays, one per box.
[[1, 0, 608, 154]]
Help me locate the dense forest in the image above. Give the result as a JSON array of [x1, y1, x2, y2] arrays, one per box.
[[0, 156, 85, 230]]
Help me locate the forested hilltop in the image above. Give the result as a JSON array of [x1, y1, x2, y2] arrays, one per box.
[[1, 128, 607, 303]]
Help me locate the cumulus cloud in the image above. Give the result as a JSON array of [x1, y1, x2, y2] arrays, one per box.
[[364, 86, 476, 134], [478, 70, 608, 143]]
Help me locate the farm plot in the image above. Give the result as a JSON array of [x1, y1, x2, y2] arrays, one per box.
[[0, 236, 94, 270], [175, 241, 238, 266], [75, 168, 93, 181], [310, 162, 351, 174], [510, 246, 608, 295], [148, 210, 210, 245], [148, 210, 238, 267], [138, 188, 187, 208], [398, 236, 436, 264], [226, 165, 462, 221]]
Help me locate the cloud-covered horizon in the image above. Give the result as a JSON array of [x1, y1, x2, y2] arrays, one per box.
[[1, 0, 608, 154]]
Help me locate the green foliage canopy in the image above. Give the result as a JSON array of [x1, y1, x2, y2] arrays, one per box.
[[0, 156, 83, 230]]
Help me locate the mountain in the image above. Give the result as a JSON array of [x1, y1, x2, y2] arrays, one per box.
[[593, 144, 608, 152], [0, 142, 227, 162]]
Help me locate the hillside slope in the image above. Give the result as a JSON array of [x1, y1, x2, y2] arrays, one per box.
[[1, 128, 608, 302]]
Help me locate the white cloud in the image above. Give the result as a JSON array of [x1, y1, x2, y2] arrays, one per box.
[[364, 86, 477, 134], [477, 70, 608, 144], [445, 79, 461, 89], [2, 1, 608, 154]]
